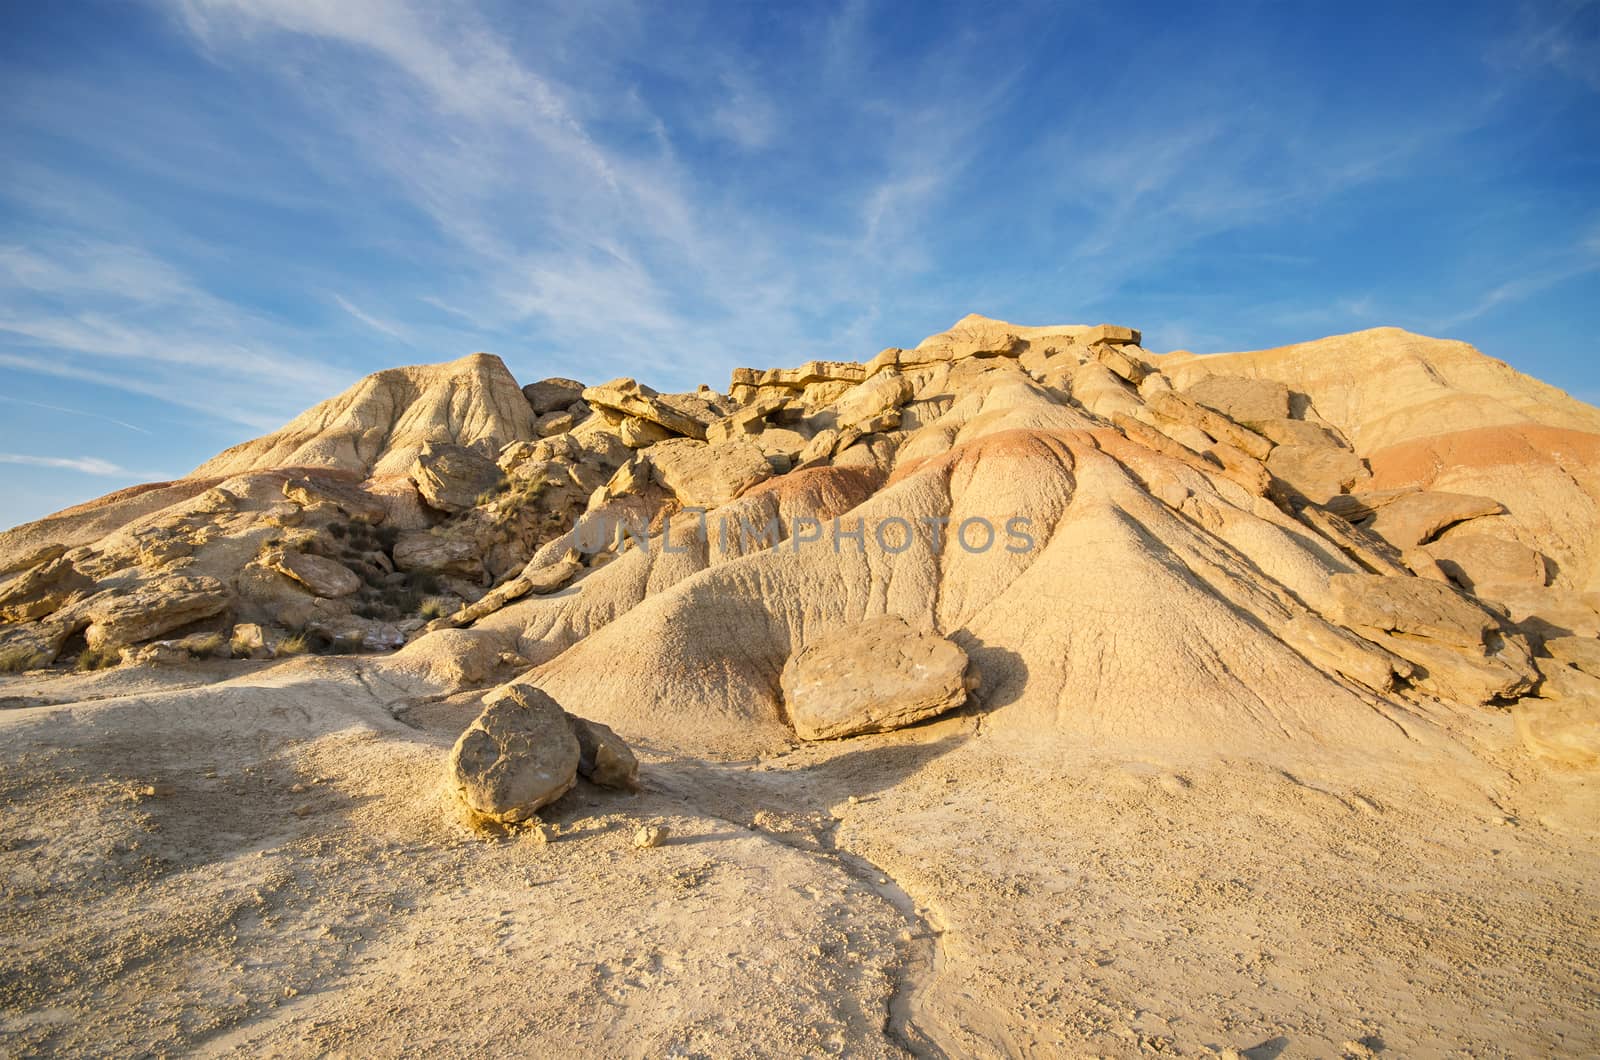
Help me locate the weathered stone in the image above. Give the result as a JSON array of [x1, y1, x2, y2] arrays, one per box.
[[618, 416, 672, 448], [283, 475, 387, 524], [1182, 375, 1290, 426], [1294, 505, 1411, 577], [730, 361, 868, 389], [633, 824, 668, 848], [523, 377, 585, 414], [1267, 444, 1370, 502], [648, 438, 773, 508], [410, 441, 504, 514], [0, 555, 91, 622], [1365, 491, 1504, 550], [1546, 636, 1600, 678], [393, 531, 482, 578], [428, 549, 582, 631], [448, 685, 580, 824], [0, 543, 66, 578], [833, 372, 911, 430], [1146, 390, 1272, 460], [1090, 343, 1151, 385], [82, 575, 231, 652], [1513, 691, 1600, 768], [706, 392, 788, 444], [1280, 613, 1410, 692], [1080, 323, 1142, 347], [566, 713, 640, 790], [581, 378, 713, 440], [0, 614, 84, 670], [1424, 532, 1546, 593], [535, 410, 576, 437], [1328, 573, 1495, 650], [1323, 487, 1420, 523], [263, 550, 362, 598], [781, 615, 972, 740]]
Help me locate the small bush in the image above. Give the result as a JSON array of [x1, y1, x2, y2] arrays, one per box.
[[276, 632, 312, 656], [0, 649, 36, 674], [328, 522, 349, 540], [411, 572, 442, 596], [419, 595, 454, 620], [187, 632, 228, 659], [75, 646, 120, 672]]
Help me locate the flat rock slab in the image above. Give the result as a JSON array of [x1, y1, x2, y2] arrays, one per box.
[[1329, 573, 1495, 650], [781, 615, 971, 740]]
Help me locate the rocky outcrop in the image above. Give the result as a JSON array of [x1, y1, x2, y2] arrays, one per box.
[[522, 377, 585, 415], [582, 378, 717, 440], [193, 352, 536, 480], [81, 575, 231, 653], [0, 555, 92, 623], [410, 442, 504, 514], [647, 438, 773, 507], [781, 616, 973, 740], [261, 549, 362, 598]]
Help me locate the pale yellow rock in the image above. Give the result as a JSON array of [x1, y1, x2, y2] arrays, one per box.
[[263, 550, 362, 598], [648, 439, 773, 508], [1365, 490, 1503, 550], [1546, 636, 1600, 678], [410, 441, 504, 514], [448, 685, 579, 824], [194, 353, 535, 480], [81, 575, 231, 652], [781, 615, 971, 740], [1513, 694, 1600, 768]]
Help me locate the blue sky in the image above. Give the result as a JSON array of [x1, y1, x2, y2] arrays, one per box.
[[2, 0, 1597, 529]]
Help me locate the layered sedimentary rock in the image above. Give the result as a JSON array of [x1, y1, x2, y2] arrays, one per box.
[[2, 314, 1596, 778]]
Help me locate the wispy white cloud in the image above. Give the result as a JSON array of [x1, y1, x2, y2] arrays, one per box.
[[0, 395, 153, 435], [333, 293, 410, 343], [0, 453, 141, 476], [0, 238, 354, 429]]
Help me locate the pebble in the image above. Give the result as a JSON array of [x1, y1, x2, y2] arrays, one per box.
[[634, 825, 668, 849]]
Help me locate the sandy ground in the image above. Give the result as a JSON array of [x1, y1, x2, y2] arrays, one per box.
[[2, 656, 1598, 1058]]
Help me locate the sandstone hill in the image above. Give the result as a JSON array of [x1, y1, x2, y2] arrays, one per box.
[[1, 315, 1596, 770], [3, 315, 1599, 1056]]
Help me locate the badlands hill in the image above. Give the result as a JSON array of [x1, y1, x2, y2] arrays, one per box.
[[2, 316, 1598, 1056]]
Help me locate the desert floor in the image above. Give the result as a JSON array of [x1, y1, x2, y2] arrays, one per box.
[[2, 656, 1597, 1058]]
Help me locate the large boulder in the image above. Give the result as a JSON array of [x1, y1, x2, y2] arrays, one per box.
[[410, 442, 503, 514], [1328, 573, 1537, 703], [582, 378, 715, 440], [1424, 531, 1547, 594], [648, 438, 773, 508], [262, 550, 362, 598], [0, 555, 92, 622], [81, 575, 231, 652], [1182, 375, 1290, 426], [393, 531, 482, 577], [1267, 444, 1370, 503], [523, 377, 585, 415], [1328, 573, 1495, 649], [781, 615, 973, 740], [448, 685, 580, 824], [1364, 490, 1503, 550]]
